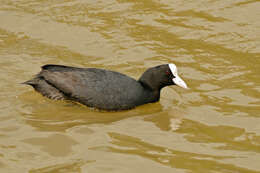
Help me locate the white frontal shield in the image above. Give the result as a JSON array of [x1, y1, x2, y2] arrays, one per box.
[[169, 64, 188, 89]]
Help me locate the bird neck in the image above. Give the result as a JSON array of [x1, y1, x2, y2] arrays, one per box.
[[138, 79, 161, 102], [138, 74, 165, 91]]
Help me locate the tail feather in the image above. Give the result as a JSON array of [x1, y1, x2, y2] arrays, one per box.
[[22, 79, 37, 86], [22, 76, 66, 100]]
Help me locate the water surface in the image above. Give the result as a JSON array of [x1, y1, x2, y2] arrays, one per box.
[[0, 0, 260, 172]]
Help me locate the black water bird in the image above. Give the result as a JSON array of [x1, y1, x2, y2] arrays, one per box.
[[23, 64, 188, 111]]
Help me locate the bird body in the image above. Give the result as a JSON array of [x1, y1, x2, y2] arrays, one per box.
[[24, 64, 187, 111]]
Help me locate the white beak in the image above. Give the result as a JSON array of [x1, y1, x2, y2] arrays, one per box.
[[173, 75, 188, 89]]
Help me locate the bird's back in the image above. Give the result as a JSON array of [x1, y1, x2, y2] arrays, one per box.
[[28, 65, 150, 110]]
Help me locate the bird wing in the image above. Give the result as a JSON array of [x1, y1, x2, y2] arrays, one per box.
[[39, 65, 99, 102], [38, 65, 145, 110]]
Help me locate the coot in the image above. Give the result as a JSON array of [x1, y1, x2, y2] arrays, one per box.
[[23, 64, 188, 110]]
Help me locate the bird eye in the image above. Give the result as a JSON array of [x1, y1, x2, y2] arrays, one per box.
[[165, 71, 170, 75]]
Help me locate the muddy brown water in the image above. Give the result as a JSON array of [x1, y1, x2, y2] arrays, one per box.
[[0, 0, 260, 173]]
